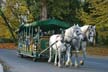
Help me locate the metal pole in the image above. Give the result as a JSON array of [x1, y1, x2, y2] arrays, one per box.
[[28, 25, 32, 52], [32, 26, 33, 37], [24, 28, 25, 51], [26, 26, 27, 36], [29, 24, 31, 36], [38, 26, 40, 43], [26, 27, 28, 52]]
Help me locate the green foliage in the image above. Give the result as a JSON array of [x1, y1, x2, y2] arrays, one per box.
[[25, 0, 80, 24], [0, 0, 108, 45], [47, 0, 80, 24], [25, 0, 41, 20], [0, 0, 34, 39], [0, 38, 14, 43], [77, 0, 108, 25], [76, 0, 108, 45]]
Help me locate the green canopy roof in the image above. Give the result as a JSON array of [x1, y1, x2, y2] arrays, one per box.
[[36, 19, 70, 28], [19, 19, 70, 31]]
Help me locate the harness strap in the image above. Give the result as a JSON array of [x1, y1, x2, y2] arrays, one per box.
[[38, 41, 58, 56]]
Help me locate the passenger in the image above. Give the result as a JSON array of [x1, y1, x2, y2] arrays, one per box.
[[39, 29, 43, 36], [47, 30, 51, 36], [18, 37, 23, 49], [35, 28, 38, 33], [30, 37, 34, 52], [43, 31, 47, 36], [51, 30, 55, 35], [25, 36, 30, 51]]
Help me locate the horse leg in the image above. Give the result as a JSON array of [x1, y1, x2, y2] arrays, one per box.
[[48, 47, 52, 63], [54, 50, 58, 66], [74, 46, 80, 67], [65, 44, 72, 66], [62, 53, 66, 65], [80, 41, 87, 65], [58, 50, 61, 67], [74, 51, 79, 67]]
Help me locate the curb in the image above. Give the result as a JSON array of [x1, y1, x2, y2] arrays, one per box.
[[0, 64, 3, 72]]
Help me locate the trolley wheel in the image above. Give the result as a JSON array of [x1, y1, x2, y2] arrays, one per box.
[[20, 54, 24, 58], [33, 58, 37, 62]]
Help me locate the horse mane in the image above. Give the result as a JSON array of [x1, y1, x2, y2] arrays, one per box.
[[81, 25, 89, 34], [65, 26, 74, 36]]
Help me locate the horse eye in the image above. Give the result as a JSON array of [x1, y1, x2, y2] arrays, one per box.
[[90, 32, 92, 34], [76, 31, 79, 33]]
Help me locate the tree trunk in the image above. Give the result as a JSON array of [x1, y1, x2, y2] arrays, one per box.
[[0, 9, 17, 41], [40, 0, 47, 20]]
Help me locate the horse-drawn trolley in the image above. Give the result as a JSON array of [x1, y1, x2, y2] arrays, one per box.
[[17, 19, 70, 61]]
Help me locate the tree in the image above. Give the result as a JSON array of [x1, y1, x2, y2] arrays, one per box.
[[0, 16, 11, 38], [76, 0, 108, 45], [0, 0, 34, 40], [24, 0, 81, 24], [77, 0, 108, 26], [0, 8, 16, 41]]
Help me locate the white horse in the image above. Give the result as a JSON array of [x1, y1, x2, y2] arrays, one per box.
[[48, 24, 83, 67], [64, 24, 83, 67], [48, 34, 66, 67], [80, 25, 96, 65]]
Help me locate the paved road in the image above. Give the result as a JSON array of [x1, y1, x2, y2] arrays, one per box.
[[0, 49, 108, 72]]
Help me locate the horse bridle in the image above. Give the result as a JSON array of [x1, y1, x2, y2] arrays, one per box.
[[62, 31, 82, 44], [85, 26, 96, 42]]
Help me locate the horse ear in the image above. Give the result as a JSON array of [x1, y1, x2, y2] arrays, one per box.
[[76, 24, 79, 27], [93, 26, 96, 29], [88, 25, 91, 29]]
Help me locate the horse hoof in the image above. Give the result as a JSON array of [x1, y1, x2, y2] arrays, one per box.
[[65, 61, 72, 67], [48, 60, 51, 63], [74, 64, 79, 68], [58, 65, 62, 68], [69, 62, 73, 66], [71, 64, 74, 66], [80, 60, 84, 66], [65, 63, 69, 67], [54, 63, 57, 66]]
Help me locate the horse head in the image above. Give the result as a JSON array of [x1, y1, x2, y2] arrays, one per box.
[[72, 24, 83, 41], [87, 25, 96, 43]]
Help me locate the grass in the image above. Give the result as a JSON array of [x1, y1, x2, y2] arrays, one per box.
[[0, 43, 16, 50], [87, 45, 108, 56]]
